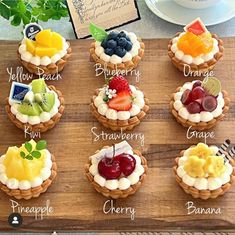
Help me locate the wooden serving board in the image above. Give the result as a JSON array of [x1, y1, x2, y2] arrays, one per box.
[[0, 38, 235, 232]]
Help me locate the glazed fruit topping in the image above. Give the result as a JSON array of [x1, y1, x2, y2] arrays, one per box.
[[101, 31, 133, 57], [181, 80, 219, 114], [108, 75, 131, 93], [108, 91, 132, 111], [98, 153, 136, 180]]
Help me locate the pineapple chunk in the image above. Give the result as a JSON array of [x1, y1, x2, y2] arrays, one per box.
[[35, 46, 57, 57], [35, 29, 52, 47], [25, 39, 36, 55], [51, 32, 63, 50]]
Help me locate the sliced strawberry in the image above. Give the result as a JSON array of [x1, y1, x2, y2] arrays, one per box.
[[108, 91, 132, 111], [109, 75, 131, 93]]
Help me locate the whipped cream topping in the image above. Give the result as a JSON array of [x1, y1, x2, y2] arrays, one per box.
[[89, 149, 144, 190], [9, 86, 61, 125], [0, 149, 52, 190], [19, 38, 69, 66], [94, 85, 145, 120], [171, 32, 219, 65], [95, 31, 140, 64], [173, 81, 225, 123], [176, 146, 234, 191]]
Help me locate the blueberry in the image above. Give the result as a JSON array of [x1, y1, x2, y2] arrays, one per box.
[[125, 41, 133, 51], [101, 39, 108, 49], [117, 37, 127, 47], [107, 31, 119, 40], [115, 46, 126, 57], [118, 31, 127, 38], [105, 48, 114, 56], [107, 39, 117, 49]]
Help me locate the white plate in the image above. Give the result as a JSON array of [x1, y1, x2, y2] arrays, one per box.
[[145, 0, 235, 26]]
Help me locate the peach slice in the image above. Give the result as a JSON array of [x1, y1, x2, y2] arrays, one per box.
[[51, 32, 63, 50], [35, 29, 52, 47], [35, 46, 57, 57], [25, 39, 36, 55]]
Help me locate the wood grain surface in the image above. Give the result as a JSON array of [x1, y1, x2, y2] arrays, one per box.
[[0, 39, 235, 232]]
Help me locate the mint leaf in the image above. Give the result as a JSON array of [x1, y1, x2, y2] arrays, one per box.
[[0, 2, 11, 20], [24, 142, 32, 153], [36, 140, 47, 150], [89, 23, 108, 42], [26, 155, 33, 160], [11, 14, 21, 26], [31, 151, 41, 159], [20, 151, 25, 158]]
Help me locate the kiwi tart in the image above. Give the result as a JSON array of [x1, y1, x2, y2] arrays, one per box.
[[6, 79, 65, 133]]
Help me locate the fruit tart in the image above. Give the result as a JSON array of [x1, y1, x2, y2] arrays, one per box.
[[6, 79, 65, 133], [0, 140, 57, 200], [170, 77, 230, 131], [168, 18, 224, 74], [85, 141, 148, 199], [173, 142, 235, 200], [89, 23, 145, 72], [18, 29, 72, 75], [91, 75, 149, 131]]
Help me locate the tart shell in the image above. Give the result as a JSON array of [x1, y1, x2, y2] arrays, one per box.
[[173, 150, 235, 200], [170, 87, 230, 131], [85, 147, 148, 199], [5, 85, 65, 133], [91, 88, 150, 131], [17, 42, 72, 75], [89, 39, 145, 72], [0, 154, 57, 200], [168, 33, 224, 74]]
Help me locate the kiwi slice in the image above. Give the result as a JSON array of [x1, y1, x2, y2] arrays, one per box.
[[32, 79, 46, 94], [39, 93, 55, 112], [18, 102, 42, 116]]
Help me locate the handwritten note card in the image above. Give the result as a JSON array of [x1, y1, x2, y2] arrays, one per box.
[[66, 0, 140, 38]]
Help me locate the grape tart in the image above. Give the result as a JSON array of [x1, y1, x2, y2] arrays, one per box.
[[85, 141, 148, 199], [170, 77, 230, 131], [6, 79, 65, 133], [89, 23, 145, 72], [173, 143, 235, 200], [91, 75, 149, 131], [168, 18, 224, 74]]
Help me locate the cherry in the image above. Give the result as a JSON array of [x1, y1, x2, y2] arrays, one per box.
[[191, 86, 205, 101], [114, 154, 136, 176], [186, 101, 202, 114], [181, 89, 192, 105], [192, 80, 202, 90], [98, 157, 121, 180], [202, 96, 217, 112]]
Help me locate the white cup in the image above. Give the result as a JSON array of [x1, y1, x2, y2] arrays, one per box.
[[173, 0, 222, 9]]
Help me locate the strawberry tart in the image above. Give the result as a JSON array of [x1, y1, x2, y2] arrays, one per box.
[[168, 18, 224, 74], [85, 141, 148, 199], [173, 142, 235, 200], [170, 77, 230, 131], [90, 75, 149, 131], [89, 23, 145, 72]]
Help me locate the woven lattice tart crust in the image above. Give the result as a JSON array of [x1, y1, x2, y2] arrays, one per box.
[[168, 33, 224, 74], [0, 154, 57, 200], [91, 88, 150, 131], [89, 39, 145, 72], [5, 85, 65, 133], [85, 147, 148, 199], [173, 150, 235, 200], [17, 42, 72, 75], [170, 87, 230, 131]]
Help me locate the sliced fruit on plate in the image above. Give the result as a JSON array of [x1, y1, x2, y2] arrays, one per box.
[[32, 79, 46, 94], [108, 91, 132, 111], [18, 102, 42, 116], [184, 17, 208, 35]]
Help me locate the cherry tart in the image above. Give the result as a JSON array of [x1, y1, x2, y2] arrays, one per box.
[[85, 142, 148, 199], [170, 78, 230, 131]]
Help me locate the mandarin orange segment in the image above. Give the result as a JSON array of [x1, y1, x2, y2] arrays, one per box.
[[177, 32, 213, 57]]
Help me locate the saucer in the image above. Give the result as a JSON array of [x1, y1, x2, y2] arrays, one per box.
[[145, 0, 235, 26]]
